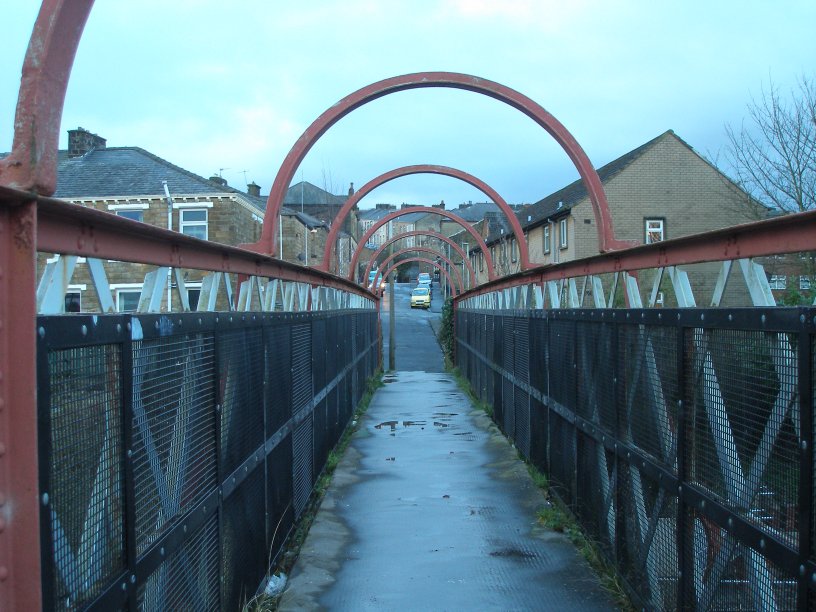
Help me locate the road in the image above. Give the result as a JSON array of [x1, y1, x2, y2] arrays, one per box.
[[380, 282, 445, 373]]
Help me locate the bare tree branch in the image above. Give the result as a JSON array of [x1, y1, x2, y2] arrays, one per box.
[[724, 74, 816, 214]]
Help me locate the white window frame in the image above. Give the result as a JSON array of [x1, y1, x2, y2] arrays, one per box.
[[769, 275, 787, 290], [799, 276, 812, 290], [543, 225, 551, 254], [112, 283, 143, 312], [645, 218, 665, 244], [559, 218, 568, 249], [64, 284, 86, 312], [178, 207, 210, 240]]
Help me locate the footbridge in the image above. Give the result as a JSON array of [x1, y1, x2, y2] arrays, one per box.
[[1, 2, 816, 610]]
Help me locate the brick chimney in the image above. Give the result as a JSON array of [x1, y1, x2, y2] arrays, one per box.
[[247, 181, 261, 197], [209, 175, 228, 187], [67, 127, 106, 157], [348, 182, 355, 196]]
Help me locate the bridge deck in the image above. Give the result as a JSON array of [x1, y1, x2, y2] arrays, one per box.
[[279, 366, 614, 610]]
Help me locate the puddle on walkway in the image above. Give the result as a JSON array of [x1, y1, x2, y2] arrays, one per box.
[[489, 548, 537, 559]]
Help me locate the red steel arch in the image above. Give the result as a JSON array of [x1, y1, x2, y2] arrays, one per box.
[[373, 247, 464, 293], [250, 71, 632, 257], [378, 257, 459, 298], [361, 230, 476, 287], [351, 207, 496, 281], [320, 164, 529, 272]]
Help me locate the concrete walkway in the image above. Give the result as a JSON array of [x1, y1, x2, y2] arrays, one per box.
[[279, 370, 616, 611]]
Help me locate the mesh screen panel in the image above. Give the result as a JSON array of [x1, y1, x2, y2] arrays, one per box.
[[549, 318, 575, 412], [620, 324, 679, 470], [530, 314, 548, 397], [47, 345, 125, 608], [265, 323, 291, 435], [132, 333, 217, 555], [267, 435, 294, 556], [685, 512, 797, 611], [529, 398, 548, 475], [618, 464, 679, 610], [576, 433, 617, 558], [222, 468, 267, 610], [685, 328, 799, 547], [549, 413, 576, 505], [137, 517, 219, 611], [292, 415, 314, 517], [291, 323, 312, 414], [219, 328, 265, 476], [576, 321, 615, 428]]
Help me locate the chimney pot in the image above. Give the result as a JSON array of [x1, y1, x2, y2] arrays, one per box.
[[247, 181, 261, 197]]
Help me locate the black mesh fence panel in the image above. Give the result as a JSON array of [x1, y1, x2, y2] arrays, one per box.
[[221, 467, 267, 610], [265, 323, 291, 436], [45, 344, 126, 609], [132, 332, 217, 556], [291, 322, 312, 415], [137, 517, 219, 611], [38, 308, 378, 612], [219, 327, 265, 477], [685, 328, 799, 547], [453, 306, 813, 610]]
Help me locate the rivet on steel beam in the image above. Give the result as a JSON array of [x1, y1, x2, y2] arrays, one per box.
[[116, 324, 122, 334], [800, 314, 806, 324], [727, 518, 733, 528], [0, 398, 4, 412], [802, 440, 808, 451], [728, 314, 733, 322], [41, 493, 49, 506], [0, 566, 9, 581], [700, 314, 705, 321], [160, 547, 165, 556], [38, 326, 45, 338], [759, 538, 766, 550], [761, 314, 766, 324], [0, 517, 5, 532], [121, 582, 127, 591], [0, 492, 5, 506], [0, 443, 6, 457], [183, 525, 188, 533], [799, 564, 806, 576], [154, 321, 159, 330], [81, 325, 88, 336], [130, 574, 136, 584]]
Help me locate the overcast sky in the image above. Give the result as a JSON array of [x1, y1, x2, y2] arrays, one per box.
[[2, 1, 814, 210]]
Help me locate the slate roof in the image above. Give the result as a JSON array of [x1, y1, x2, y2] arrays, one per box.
[[447, 201, 504, 223], [283, 181, 347, 206], [280, 208, 329, 230], [51, 147, 266, 211]]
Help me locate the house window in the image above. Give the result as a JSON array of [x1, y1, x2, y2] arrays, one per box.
[[800, 276, 812, 290], [559, 219, 568, 249], [543, 225, 551, 254], [64, 291, 81, 312], [116, 209, 144, 222], [645, 218, 665, 244], [188, 288, 201, 311], [180, 209, 208, 239], [117, 289, 141, 312], [769, 275, 787, 290]]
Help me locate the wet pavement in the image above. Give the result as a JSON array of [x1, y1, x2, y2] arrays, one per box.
[[278, 284, 615, 611]]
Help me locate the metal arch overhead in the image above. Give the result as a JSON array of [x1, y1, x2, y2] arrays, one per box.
[[349, 206, 497, 281], [0, 0, 94, 194], [360, 230, 476, 287], [319, 164, 529, 272], [378, 257, 459, 298], [250, 71, 633, 258], [372, 246, 464, 294]]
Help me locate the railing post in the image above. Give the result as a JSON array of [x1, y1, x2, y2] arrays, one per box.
[[797, 320, 813, 610], [0, 199, 42, 610]]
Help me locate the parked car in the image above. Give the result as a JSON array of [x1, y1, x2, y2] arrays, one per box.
[[410, 287, 431, 309]]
